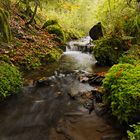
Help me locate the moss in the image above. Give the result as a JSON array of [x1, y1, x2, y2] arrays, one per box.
[[42, 19, 59, 29], [93, 36, 124, 66], [0, 8, 12, 43], [0, 61, 22, 101], [103, 64, 140, 122], [46, 25, 66, 42]]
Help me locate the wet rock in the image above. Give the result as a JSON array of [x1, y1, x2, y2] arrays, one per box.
[[96, 125, 111, 133], [91, 87, 104, 103], [79, 75, 89, 83], [36, 79, 52, 87], [54, 92, 63, 98], [89, 22, 103, 40], [89, 75, 105, 85], [101, 133, 122, 140], [83, 100, 95, 114], [68, 91, 78, 99], [80, 91, 93, 99]]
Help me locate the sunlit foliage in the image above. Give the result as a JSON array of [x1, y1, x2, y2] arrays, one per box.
[[38, 0, 102, 39], [96, 0, 140, 40]]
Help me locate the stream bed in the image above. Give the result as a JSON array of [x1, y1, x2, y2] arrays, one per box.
[[0, 37, 124, 140]]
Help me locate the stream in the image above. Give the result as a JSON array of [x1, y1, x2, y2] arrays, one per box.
[[0, 37, 123, 140]]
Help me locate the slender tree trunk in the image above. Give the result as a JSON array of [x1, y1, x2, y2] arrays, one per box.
[[25, 1, 38, 26]]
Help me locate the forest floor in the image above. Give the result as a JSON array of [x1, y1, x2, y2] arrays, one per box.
[[0, 5, 63, 70]]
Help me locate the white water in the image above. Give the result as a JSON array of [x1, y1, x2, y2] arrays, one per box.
[[60, 36, 96, 73]]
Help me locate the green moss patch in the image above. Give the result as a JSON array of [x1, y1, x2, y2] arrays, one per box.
[[103, 64, 140, 122], [0, 61, 22, 101], [42, 19, 59, 29]]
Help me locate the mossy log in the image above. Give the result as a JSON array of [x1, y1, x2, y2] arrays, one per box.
[[0, 8, 12, 43]]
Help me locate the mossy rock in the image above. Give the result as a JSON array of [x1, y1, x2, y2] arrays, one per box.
[[42, 19, 59, 29], [103, 64, 140, 122], [0, 61, 22, 101], [46, 25, 65, 42], [93, 36, 124, 66]]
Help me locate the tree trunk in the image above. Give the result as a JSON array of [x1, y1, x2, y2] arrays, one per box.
[[25, 2, 38, 26]]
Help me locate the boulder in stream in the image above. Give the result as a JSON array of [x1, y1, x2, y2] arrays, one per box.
[[89, 22, 103, 40]]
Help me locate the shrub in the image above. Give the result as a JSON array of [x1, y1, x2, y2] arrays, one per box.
[[0, 61, 22, 100], [93, 36, 124, 66], [119, 45, 140, 65], [46, 25, 65, 42], [103, 64, 140, 122], [123, 13, 140, 40], [127, 123, 140, 140]]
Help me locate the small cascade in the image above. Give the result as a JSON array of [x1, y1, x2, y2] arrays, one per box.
[[59, 36, 96, 73], [66, 36, 93, 53]]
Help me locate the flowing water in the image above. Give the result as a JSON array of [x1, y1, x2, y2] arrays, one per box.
[[0, 37, 123, 140]]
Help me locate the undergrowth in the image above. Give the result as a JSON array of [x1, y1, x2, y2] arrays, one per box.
[[0, 61, 22, 101]]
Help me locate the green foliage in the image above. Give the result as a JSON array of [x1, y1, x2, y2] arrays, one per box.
[[38, 0, 102, 39], [123, 13, 140, 39], [24, 55, 41, 69], [16, 46, 62, 70], [127, 123, 140, 140], [103, 64, 140, 122], [93, 36, 124, 66], [65, 28, 84, 40], [0, 54, 12, 64], [0, 61, 22, 100], [46, 25, 66, 42], [0, 8, 12, 43], [96, 0, 140, 39], [119, 45, 140, 65]]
